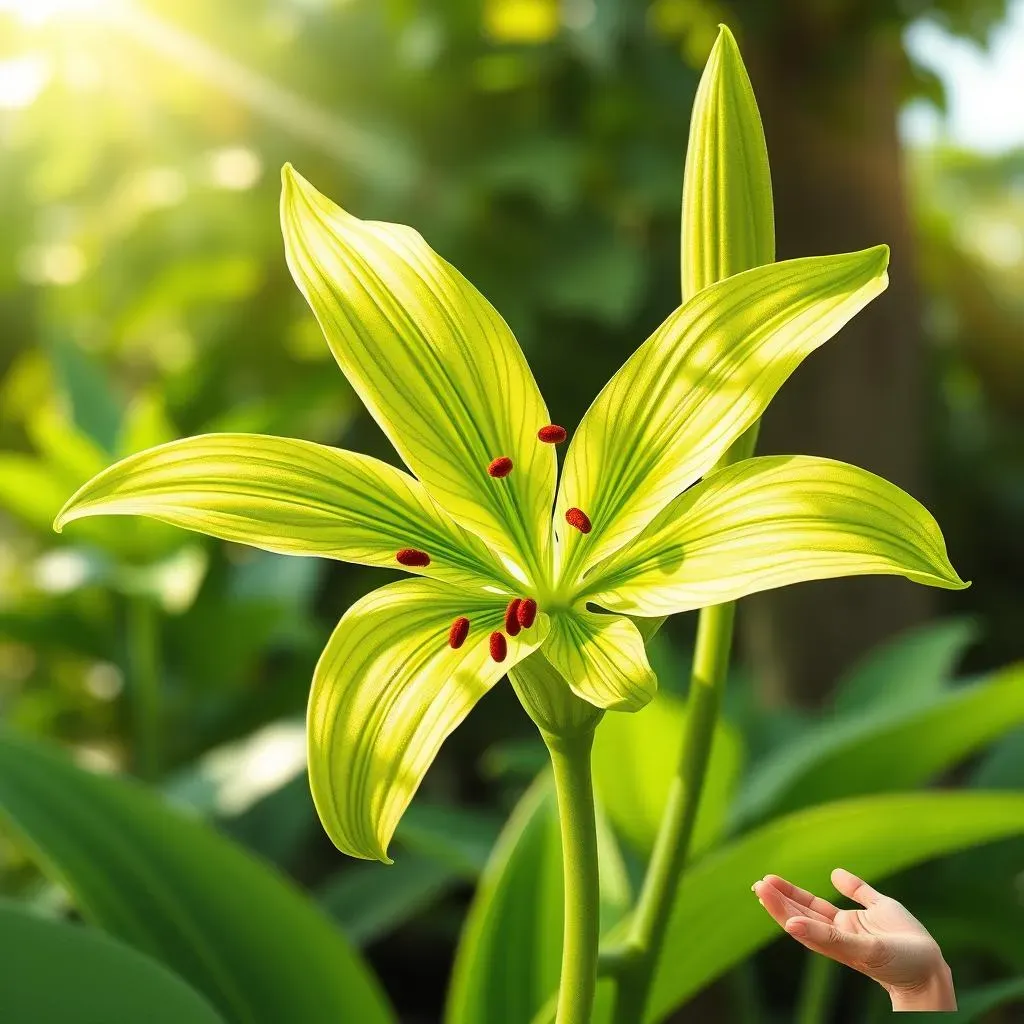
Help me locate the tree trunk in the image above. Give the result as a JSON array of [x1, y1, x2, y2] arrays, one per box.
[[737, 20, 931, 707]]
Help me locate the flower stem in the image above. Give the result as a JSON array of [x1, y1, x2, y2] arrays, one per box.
[[545, 728, 600, 1024], [795, 955, 836, 1024], [609, 426, 757, 1024], [125, 595, 161, 781]]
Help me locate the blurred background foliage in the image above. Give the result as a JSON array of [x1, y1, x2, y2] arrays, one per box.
[[0, 0, 1022, 1021]]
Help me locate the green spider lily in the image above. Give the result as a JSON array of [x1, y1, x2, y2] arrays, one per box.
[[54, 165, 966, 863]]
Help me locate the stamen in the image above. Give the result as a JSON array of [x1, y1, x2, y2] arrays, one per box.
[[504, 599, 522, 637], [565, 507, 592, 534], [517, 598, 537, 629], [538, 424, 567, 444], [489, 631, 507, 663], [396, 548, 431, 566], [449, 616, 470, 650], [488, 456, 514, 478]]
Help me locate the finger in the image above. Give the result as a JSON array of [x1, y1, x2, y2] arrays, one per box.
[[761, 874, 839, 921], [784, 916, 885, 972], [753, 880, 833, 927], [831, 867, 883, 908]]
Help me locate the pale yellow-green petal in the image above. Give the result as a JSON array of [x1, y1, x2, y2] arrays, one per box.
[[54, 433, 512, 592], [681, 24, 774, 299], [584, 455, 969, 617], [554, 247, 889, 584], [308, 579, 548, 861], [281, 165, 555, 584], [541, 610, 657, 713], [508, 651, 604, 739]]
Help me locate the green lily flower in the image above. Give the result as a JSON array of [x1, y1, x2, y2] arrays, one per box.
[[54, 165, 966, 863]]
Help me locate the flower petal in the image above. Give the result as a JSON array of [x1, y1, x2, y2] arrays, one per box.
[[54, 433, 511, 592], [554, 246, 889, 582], [507, 651, 604, 739], [542, 610, 657, 713], [281, 166, 555, 584], [681, 24, 774, 299], [584, 455, 969, 616], [309, 579, 548, 861]]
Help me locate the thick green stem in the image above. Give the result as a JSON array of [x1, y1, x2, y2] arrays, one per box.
[[545, 729, 600, 1024], [610, 427, 757, 1024], [125, 595, 161, 781]]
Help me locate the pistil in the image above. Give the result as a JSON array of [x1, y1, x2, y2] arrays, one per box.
[[448, 616, 470, 650], [489, 631, 507, 663], [565, 508, 592, 534], [396, 548, 431, 566]]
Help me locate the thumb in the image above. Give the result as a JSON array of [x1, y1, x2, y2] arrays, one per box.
[[785, 917, 886, 971]]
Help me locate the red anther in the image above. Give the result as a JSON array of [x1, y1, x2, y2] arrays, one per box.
[[488, 456, 514, 478], [538, 424, 567, 444], [396, 548, 431, 566], [517, 598, 537, 630], [504, 599, 522, 637], [448, 616, 470, 650], [489, 631, 507, 663], [565, 507, 592, 534]]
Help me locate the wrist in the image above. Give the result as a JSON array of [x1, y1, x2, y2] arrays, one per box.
[[889, 961, 956, 1012]]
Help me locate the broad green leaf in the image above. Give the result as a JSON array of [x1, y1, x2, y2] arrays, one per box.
[[281, 165, 555, 583], [834, 617, 977, 714], [319, 854, 459, 946], [0, 729, 395, 1024], [445, 774, 630, 1024], [586, 455, 966, 616], [592, 691, 742, 856], [0, 904, 225, 1024], [309, 578, 548, 861], [554, 247, 889, 581], [55, 433, 512, 592], [397, 802, 503, 878], [636, 792, 1024, 1022], [117, 391, 178, 457], [730, 664, 1024, 829], [681, 24, 773, 300], [543, 610, 657, 712], [954, 977, 1024, 1021], [48, 335, 123, 453], [27, 404, 108, 482], [0, 454, 72, 532]]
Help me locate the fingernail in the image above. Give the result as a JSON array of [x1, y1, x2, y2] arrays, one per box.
[[786, 920, 807, 937]]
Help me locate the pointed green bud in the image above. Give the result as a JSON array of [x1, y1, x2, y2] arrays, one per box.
[[681, 24, 774, 299]]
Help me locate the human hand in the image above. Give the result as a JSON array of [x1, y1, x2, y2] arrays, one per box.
[[753, 868, 956, 1012]]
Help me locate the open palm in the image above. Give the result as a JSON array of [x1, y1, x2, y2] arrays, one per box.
[[753, 868, 950, 996]]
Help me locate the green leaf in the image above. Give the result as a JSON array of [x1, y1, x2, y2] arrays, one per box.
[[445, 774, 630, 1024], [55, 433, 511, 592], [397, 802, 503, 878], [543, 609, 657, 712], [309, 578, 548, 861], [634, 792, 1024, 1022], [834, 617, 977, 714], [281, 165, 556, 583], [0, 728, 395, 1024], [681, 24, 774, 299], [48, 336, 123, 453], [730, 663, 1024, 829], [0, 454, 72, 532], [585, 455, 966, 616], [555, 247, 889, 582], [592, 691, 742, 856], [319, 854, 459, 946], [0, 904, 226, 1024], [954, 977, 1024, 1021]]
